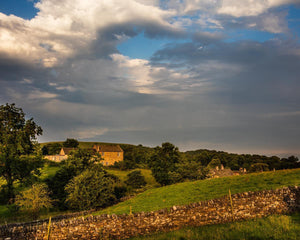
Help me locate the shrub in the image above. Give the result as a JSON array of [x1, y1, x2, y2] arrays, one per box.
[[15, 183, 52, 219], [125, 170, 147, 189], [65, 165, 118, 210], [249, 163, 269, 172]]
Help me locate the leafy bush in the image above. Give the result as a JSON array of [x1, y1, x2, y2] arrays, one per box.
[[65, 165, 118, 210], [46, 148, 102, 209], [249, 163, 269, 172], [125, 170, 147, 189], [207, 158, 221, 169], [15, 183, 52, 219]]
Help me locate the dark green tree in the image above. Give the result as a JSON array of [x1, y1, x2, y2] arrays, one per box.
[[207, 158, 221, 169], [175, 161, 208, 181], [46, 148, 102, 209], [0, 103, 43, 202], [63, 138, 79, 148], [42, 143, 62, 155], [280, 156, 300, 169], [149, 142, 180, 186], [125, 170, 146, 189], [65, 165, 117, 210], [249, 163, 269, 172]]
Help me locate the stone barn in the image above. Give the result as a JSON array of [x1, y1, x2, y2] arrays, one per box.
[[93, 144, 124, 166]]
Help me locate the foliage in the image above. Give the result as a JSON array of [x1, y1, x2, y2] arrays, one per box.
[[149, 142, 181, 186], [63, 138, 79, 148], [125, 170, 147, 189], [106, 169, 158, 187], [63, 148, 101, 170], [15, 183, 52, 219], [184, 149, 299, 171], [115, 144, 154, 170], [0, 103, 43, 202], [65, 165, 118, 210], [280, 156, 300, 169], [46, 148, 102, 209], [97, 169, 300, 215], [130, 214, 300, 240], [207, 158, 221, 169], [249, 163, 269, 172], [175, 161, 208, 181], [42, 143, 62, 155]]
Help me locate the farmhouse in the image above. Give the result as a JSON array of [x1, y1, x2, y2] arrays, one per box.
[[45, 145, 124, 165], [44, 147, 75, 162], [59, 147, 76, 156], [93, 144, 124, 166]]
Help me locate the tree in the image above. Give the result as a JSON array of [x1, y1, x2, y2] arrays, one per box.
[[63, 138, 79, 148], [207, 158, 221, 169], [176, 161, 208, 181], [149, 142, 180, 186], [125, 170, 146, 189], [15, 183, 52, 219], [249, 163, 269, 172], [0, 103, 43, 202], [42, 143, 62, 155], [65, 165, 118, 210], [46, 148, 102, 209]]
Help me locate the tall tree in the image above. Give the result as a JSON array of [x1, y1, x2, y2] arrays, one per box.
[[0, 103, 43, 202], [149, 142, 180, 186]]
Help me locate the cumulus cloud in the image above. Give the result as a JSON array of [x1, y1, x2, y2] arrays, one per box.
[[0, 0, 182, 67]]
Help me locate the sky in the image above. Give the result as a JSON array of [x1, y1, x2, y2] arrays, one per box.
[[0, 0, 300, 157]]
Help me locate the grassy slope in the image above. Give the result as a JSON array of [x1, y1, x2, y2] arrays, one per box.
[[130, 213, 300, 240], [95, 168, 300, 215]]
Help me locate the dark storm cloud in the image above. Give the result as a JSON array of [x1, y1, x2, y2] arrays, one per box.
[[0, 54, 39, 82], [147, 38, 300, 154]]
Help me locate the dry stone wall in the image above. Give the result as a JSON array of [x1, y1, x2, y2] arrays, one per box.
[[1, 186, 299, 240]]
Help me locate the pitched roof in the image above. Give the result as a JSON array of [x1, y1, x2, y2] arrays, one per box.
[[95, 145, 123, 153], [60, 147, 75, 155]]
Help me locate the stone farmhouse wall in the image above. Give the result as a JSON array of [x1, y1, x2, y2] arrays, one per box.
[[44, 155, 68, 162], [1, 186, 299, 240], [101, 151, 124, 166]]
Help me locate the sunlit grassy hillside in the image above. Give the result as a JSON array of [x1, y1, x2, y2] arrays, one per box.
[[95, 168, 300, 216]]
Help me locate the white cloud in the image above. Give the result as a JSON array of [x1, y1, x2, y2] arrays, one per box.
[[259, 12, 288, 33], [111, 53, 192, 94], [0, 0, 179, 67], [216, 0, 297, 17]]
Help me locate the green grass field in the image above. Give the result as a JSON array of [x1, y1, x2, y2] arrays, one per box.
[[106, 168, 158, 187], [130, 213, 300, 240], [95, 169, 300, 215]]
